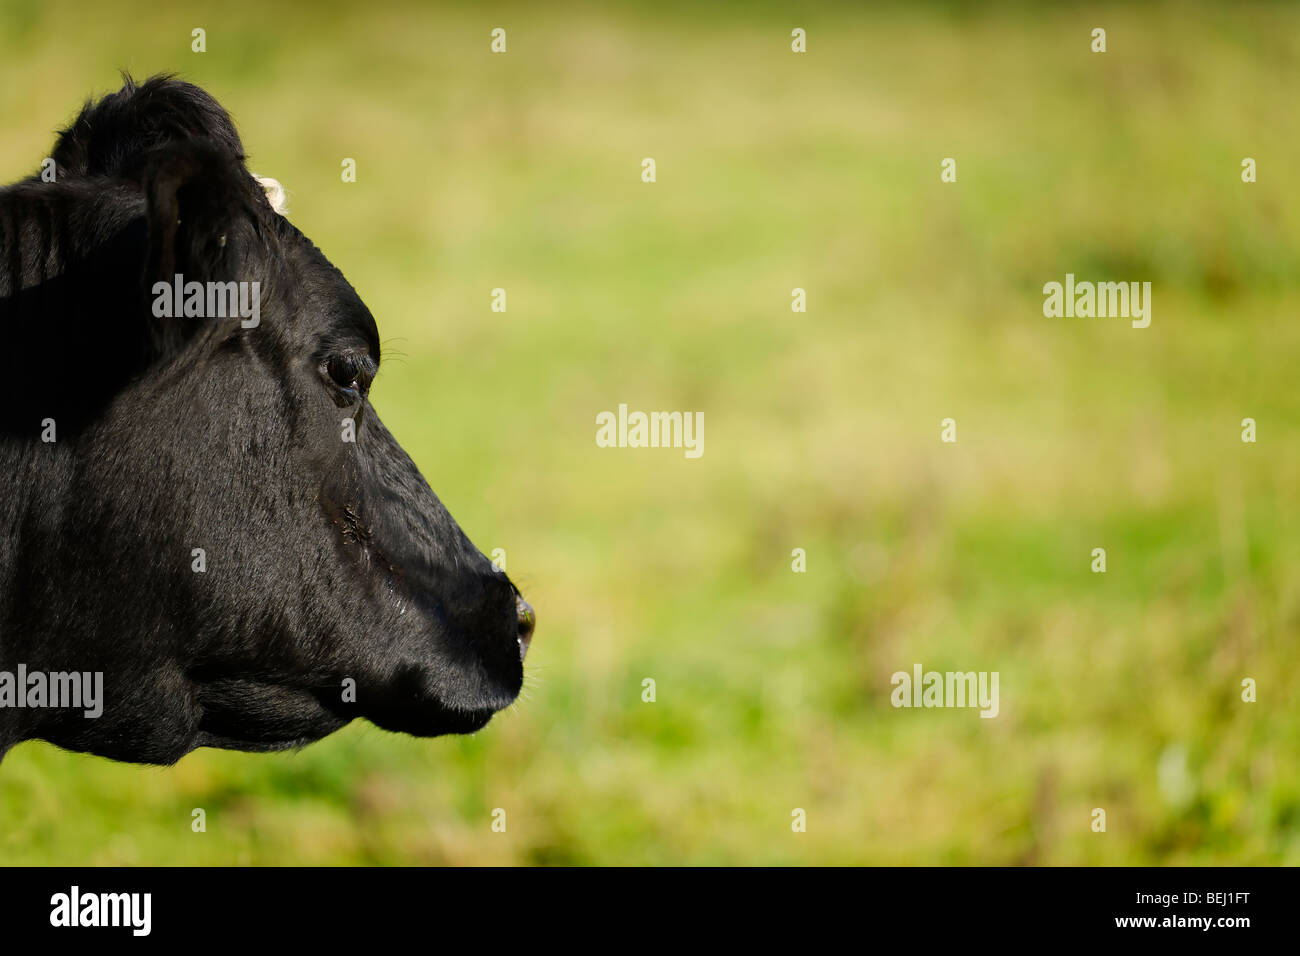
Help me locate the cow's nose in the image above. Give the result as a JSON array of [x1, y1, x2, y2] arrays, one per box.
[[516, 596, 536, 661]]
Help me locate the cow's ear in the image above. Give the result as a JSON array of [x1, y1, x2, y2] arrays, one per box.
[[139, 144, 257, 287]]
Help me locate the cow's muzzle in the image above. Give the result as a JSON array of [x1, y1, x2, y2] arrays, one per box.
[[516, 595, 536, 661]]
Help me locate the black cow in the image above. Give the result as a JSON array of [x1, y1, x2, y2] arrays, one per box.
[[0, 76, 534, 765]]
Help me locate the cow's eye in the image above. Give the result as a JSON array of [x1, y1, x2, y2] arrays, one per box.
[[327, 355, 360, 390], [323, 354, 372, 395]]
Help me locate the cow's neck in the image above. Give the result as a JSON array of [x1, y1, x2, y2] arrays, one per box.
[[0, 180, 141, 759]]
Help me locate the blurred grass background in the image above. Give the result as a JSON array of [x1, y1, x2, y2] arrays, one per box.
[[1, 0, 1298, 864]]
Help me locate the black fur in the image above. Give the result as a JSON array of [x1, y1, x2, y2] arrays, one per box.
[[0, 77, 532, 765]]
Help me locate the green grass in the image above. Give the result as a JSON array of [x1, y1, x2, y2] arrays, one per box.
[[1, 0, 1298, 864]]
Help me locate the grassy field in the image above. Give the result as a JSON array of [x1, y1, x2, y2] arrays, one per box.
[[1, 0, 1297, 865]]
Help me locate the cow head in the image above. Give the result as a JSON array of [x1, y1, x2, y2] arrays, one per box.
[[0, 76, 535, 765]]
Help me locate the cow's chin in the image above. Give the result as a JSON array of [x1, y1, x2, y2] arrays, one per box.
[[358, 658, 519, 737], [362, 701, 500, 738], [190, 674, 511, 754]]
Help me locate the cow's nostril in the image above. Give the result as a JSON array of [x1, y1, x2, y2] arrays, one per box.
[[516, 596, 536, 662]]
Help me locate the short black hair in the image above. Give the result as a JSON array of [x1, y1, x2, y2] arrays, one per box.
[[52, 73, 246, 178]]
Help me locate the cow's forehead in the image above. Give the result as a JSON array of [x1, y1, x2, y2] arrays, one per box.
[[278, 218, 381, 360]]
